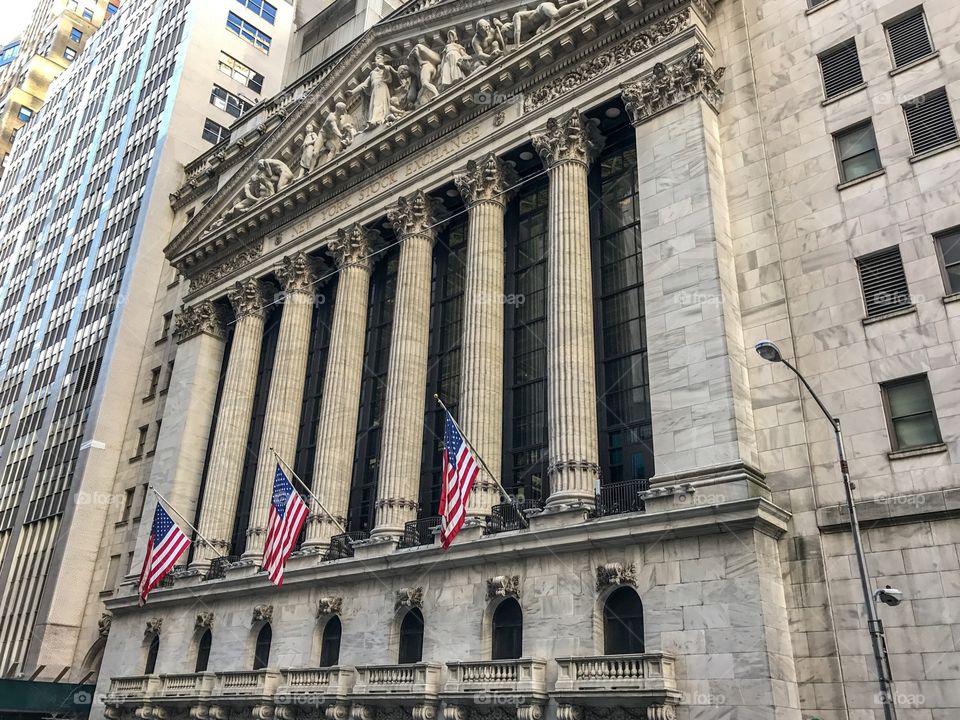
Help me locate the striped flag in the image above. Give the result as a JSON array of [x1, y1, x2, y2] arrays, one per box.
[[262, 463, 309, 586], [439, 411, 480, 549], [138, 502, 190, 605]]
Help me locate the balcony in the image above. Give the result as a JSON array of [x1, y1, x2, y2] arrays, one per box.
[[443, 659, 547, 717], [350, 663, 441, 718], [553, 654, 680, 713], [485, 500, 543, 534], [275, 666, 354, 717], [593, 479, 648, 517], [326, 530, 369, 560], [399, 516, 441, 548], [105, 674, 158, 709], [158, 672, 216, 703]]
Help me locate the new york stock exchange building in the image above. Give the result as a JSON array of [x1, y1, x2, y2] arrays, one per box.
[[92, 0, 960, 718]]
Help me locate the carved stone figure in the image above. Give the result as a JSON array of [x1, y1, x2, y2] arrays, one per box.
[[145, 618, 163, 636], [387, 65, 416, 122], [408, 44, 441, 106], [595, 562, 636, 591], [252, 604, 273, 623], [319, 102, 355, 163], [438, 29, 472, 88], [98, 613, 112, 637], [259, 158, 294, 195], [471, 19, 505, 67], [499, 0, 591, 48], [350, 50, 397, 129], [395, 586, 424, 610], [317, 596, 344, 617], [486, 575, 521, 601], [297, 123, 319, 178]]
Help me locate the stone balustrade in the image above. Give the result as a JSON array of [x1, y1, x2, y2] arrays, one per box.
[[275, 666, 355, 718], [352, 662, 441, 698], [553, 653, 680, 716], [442, 659, 547, 720], [158, 672, 216, 700]]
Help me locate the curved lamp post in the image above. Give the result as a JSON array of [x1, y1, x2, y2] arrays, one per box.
[[755, 340, 898, 720]]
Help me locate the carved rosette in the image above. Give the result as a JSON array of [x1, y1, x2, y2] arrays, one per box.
[[622, 45, 725, 126], [387, 190, 443, 240], [98, 613, 112, 638], [174, 300, 226, 344], [395, 586, 424, 610], [532, 110, 604, 169], [195, 611, 214, 630], [317, 596, 344, 617], [227, 278, 268, 320], [252, 604, 273, 623], [145, 618, 163, 636], [596, 562, 637, 591], [275, 251, 316, 296], [486, 575, 521, 602], [454, 153, 518, 208], [331, 224, 377, 270]]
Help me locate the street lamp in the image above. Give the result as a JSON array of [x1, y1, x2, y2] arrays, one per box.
[[755, 340, 898, 720]]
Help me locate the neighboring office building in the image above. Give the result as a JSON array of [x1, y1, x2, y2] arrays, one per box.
[[0, 39, 21, 70], [0, 0, 293, 698]]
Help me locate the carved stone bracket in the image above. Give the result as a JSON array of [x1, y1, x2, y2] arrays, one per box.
[[387, 190, 445, 240], [330, 223, 379, 270], [227, 278, 268, 320], [275, 251, 317, 295], [454, 153, 519, 208], [144, 618, 163, 636], [395, 586, 424, 610], [317, 596, 344, 617], [174, 300, 226, 344], [98, 613, 112, 638], [531, 110, 604, 169], [252, 604, 273, 623], [486, 575, 521, 602], [596, 562, 637, 592], [195, 611, 214, 629], [621, 44, 725, 126]]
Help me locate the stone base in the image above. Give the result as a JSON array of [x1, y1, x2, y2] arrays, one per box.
[[640, 461, 768, 513], [528, 503, 591, 531], [353, 534, 398, 559]]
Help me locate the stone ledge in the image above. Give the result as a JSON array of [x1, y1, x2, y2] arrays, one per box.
[[861, 304, 917, 326], [817, 488, 960, 532]]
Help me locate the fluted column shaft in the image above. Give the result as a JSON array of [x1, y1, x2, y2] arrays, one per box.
[[371, 191, 440, 540], [305, 225, 374, 548], [243, 253, 317, 558], [192, 281, 266, 567], [455, 154, 515, 517], [533, 110, 603, 509]]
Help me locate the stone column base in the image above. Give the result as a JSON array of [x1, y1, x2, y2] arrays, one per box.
[[528, 503, 591, 531], [640, 461, 768, 513]]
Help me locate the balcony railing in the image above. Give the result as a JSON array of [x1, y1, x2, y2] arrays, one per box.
[[444, 658, 547, 697], [594, 479, 648, 517], [214, 669, 281, 699], [352, 662, 441, 700], [276, 666, 354, 703], [486, 500, 543, 534], [553, 653, 679, 703], [107, 675, 155, 701], [159, 672, 216, 699], [326, 530, 369, 560], [204, 555, 238, 581], [399, 516, 441, 548]]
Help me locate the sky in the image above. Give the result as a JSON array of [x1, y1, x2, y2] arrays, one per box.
[[1, 0, 39, 48]]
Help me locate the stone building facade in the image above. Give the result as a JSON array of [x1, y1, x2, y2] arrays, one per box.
[[93, 0, 960, 718]]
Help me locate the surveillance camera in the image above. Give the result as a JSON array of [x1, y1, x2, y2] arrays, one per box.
[[874, 585, 903, 607]]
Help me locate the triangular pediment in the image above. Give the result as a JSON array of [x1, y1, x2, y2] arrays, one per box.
[[167, 0, 713, 273]]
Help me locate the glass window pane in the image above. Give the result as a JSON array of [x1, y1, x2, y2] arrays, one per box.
[[886, 380, 932, 417], [893, 414, 939, 448]]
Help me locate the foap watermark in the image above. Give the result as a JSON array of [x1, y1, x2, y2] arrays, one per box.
[[475, 691, 523, 706], [675, 289, 723, 307], [472, 90, 524, 109], [75, 491, 126, 508], [876, 690, 924, 708], [475, 293, 526, 306], [683, 691, 726, 706]]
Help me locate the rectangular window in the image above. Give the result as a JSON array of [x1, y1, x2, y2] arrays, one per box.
[[819, 39, 864, 99], [119, 488, 135, 523], [146, 366, 161, 399], [856, 246, 911, 317], [217, 52, 264, 93], [17, 106, 32, 122], [133, 425, 148, 459], [82, 8, 94, 20], [160, 311, 173, 340], [63, 47, 77, 60], [107, 2, 118, 14], [882, 375, 942, 450], [834, 120, 882, 183], [226, 11, 272, 53], [885, 7, 934, 68], [103, 555, 121, 592], [903, 88, 959, 156], [935, 228, 960, 295], [70, 28, 83, 42], [202, 118, 229, 144], [236, 0, 277, 24], [210, 84, 252, 118]]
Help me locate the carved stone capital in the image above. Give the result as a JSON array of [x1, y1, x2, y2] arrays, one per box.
[[555, 706, 582, 720], [387, 190, 444, 240], [532, 110, 604, 169], [275, 251, 316, 295], [645, 706, 677, 720], [317, 596, 343, 617], [227, 278, 268, 320], [174, 300, 226, 343], [486, 575, 521, 602], [331, 224, 378, 270], [98, 612, 112, 637], [596, 562, 637, 591], [622, 45, 725, 126], [516, 705, 543, 720], [145, 617, 163, 636], [454, 153, 518, 207], [195, 611, 214, 630], [395, 586, 424, 610], [252, 604, 273, 623]]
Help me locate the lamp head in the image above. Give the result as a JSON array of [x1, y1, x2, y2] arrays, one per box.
[[755, 340, 783, 363]]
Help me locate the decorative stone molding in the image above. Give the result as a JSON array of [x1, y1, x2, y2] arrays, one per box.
[[645, 707, 677, 720], [317, 596, 344, 617], [486, 575, 521, 602], [275, 251, 316, 294], [454, 153, 518, 207], [387, 190, 444, 239], [190, 241, 263, 292], [531, 110, 604, 169], [226, 278, 268, 320], [252, 604, 273, 624], [595, 562, 637, 592], [98, 613, 112, 638], [621, 44, 725, 126], [174, 300, 226, 343], [555, 706, 581, 720], [330, 223, 377, 270], [395, 587, 424, 610], [144, 618, 163, 636], [523, 8, 692, 112], [195, 612, 214, 630]]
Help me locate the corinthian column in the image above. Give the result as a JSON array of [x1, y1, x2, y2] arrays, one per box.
[[243, 252, 317, 559], [192, 280, 267, 567], [304, 224, 376, 548], [454, 153, 516, 518], [532, 110, 603, 510], [370, 191, 441, 541]]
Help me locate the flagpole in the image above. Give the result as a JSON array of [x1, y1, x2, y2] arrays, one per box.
[[433, 393, 529, 529], [270, 448, 347, 534], [150, 487, 225, 559]]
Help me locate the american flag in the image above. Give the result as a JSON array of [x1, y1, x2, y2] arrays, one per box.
[[138, 501, 190, 606], [439, 411, 480, 549], [262, 463, 309, 586]]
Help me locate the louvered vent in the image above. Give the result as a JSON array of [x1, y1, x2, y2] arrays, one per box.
[[820, 40, 864, 99], [887, 9, 933, 68], [904, 88, 959, 155], [857, 247, 911, 317]]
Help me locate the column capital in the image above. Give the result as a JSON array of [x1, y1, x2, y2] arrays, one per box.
[[621, 44, 726, 126], [275, 251, 316, 295], [454, 153, 518, 208], [532, 109, 604, 169], [387, 190, 445, 241], [227, 277, 268, 320], [174, 300, 226, 343], [331, 223, 379, 270]]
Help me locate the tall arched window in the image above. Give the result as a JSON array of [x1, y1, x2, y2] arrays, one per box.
[[491, 598, 523, 660], [144, 635, 160, 674], [397, 609, 424, 664], [253, 624, 272, 670], [319, 616, 342, 667], [603, 587, 644, 654], [195, 629, 212, 672]]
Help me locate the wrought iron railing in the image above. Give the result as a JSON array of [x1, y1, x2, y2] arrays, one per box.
[[204, 555, 238, 581], [594, 479, 648, 517], [326, 530, 369, 560], [399, 516, 441, 548], [485, 500, 543, 534]]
